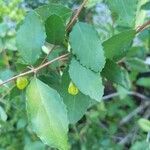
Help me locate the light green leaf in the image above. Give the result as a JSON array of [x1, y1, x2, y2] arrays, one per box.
[[60, 72, 92, 124], [136, 77, 150, 89], [0, 106, 7, 122], [131, 140, 150, 150], [116, 85, 129, 100], [26, 78, 69, 150], [102, 59, 131, 89], [102, 30, 136, 60], [69, 58, 104, 101], [4, 37, 17, 51], [45, 14, 65, 44], [138, 118, 150, 132], [36, 4, 72, 23], [69, 22, 105, 72], [107, 0, 138, 27], [16, 11, 46, 64]]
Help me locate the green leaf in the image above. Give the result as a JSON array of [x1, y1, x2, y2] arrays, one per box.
[[69, 22, 105, 72], [60, 71, 92, 124], [116, 85, 129, 99], [102, 30, 136, 60], [69, 58, 104, 101], [26, 78, 69, 150], [126, 58, 149, 72], [0, 38, 3, 53], [136, 77, 150, 89], [131, 140, 150, 150], [127, 47, 146, 59], [0, 106, 7, 122], [4, 37, 17, 51], [138, 118, 150, 132], [36, 4, 72, 23], [0, 69, 14, 89], [141, 2, 150, 10], [86, 0, 103, 8], [16, 11, 46, 64], [24, 141, 45, 150], [48, 47, 65, 69], [0, 22, 8, 38], [45, 14, 65, 44], [106, 0, 138, 27], [102, 59, 131, 89]]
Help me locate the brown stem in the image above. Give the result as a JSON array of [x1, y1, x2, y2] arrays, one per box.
[[136, 20, 150, 33], [40, 45, 59, 65], [0, 53, 69, 87], [66, 0, 88, 31]]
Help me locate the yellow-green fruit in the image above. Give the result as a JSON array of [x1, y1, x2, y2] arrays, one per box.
[[68, 82, 79, 95], [16, 77, 28, 90]]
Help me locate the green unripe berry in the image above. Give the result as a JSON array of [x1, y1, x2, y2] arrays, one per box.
[[16, 77, 28, 90], [68, 82, 79, 96]]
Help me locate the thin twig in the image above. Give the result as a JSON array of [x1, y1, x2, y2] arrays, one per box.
[[119, 104, 150, 145], [66, 0, 88, 31], [119, 101, 150, 126], [40, 45, 59, 65], [103, 91, 150, 126], [119, 127, 138, 145], [136, 20, 150, 33], [102, 91, 150, 101], [0, 53, 69, 87]]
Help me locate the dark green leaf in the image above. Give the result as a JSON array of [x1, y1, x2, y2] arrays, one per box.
[[45, 14, 65, 44], [127, 47, 146, 59], [141, 2, 150, 10], [102, 30, 136, 60], [102, 59, 131, 89], [126, 58, 149, 72]]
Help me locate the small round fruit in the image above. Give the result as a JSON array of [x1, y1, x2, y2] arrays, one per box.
[[16, 77, 28, 90], [68, 82, 79, 96]]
